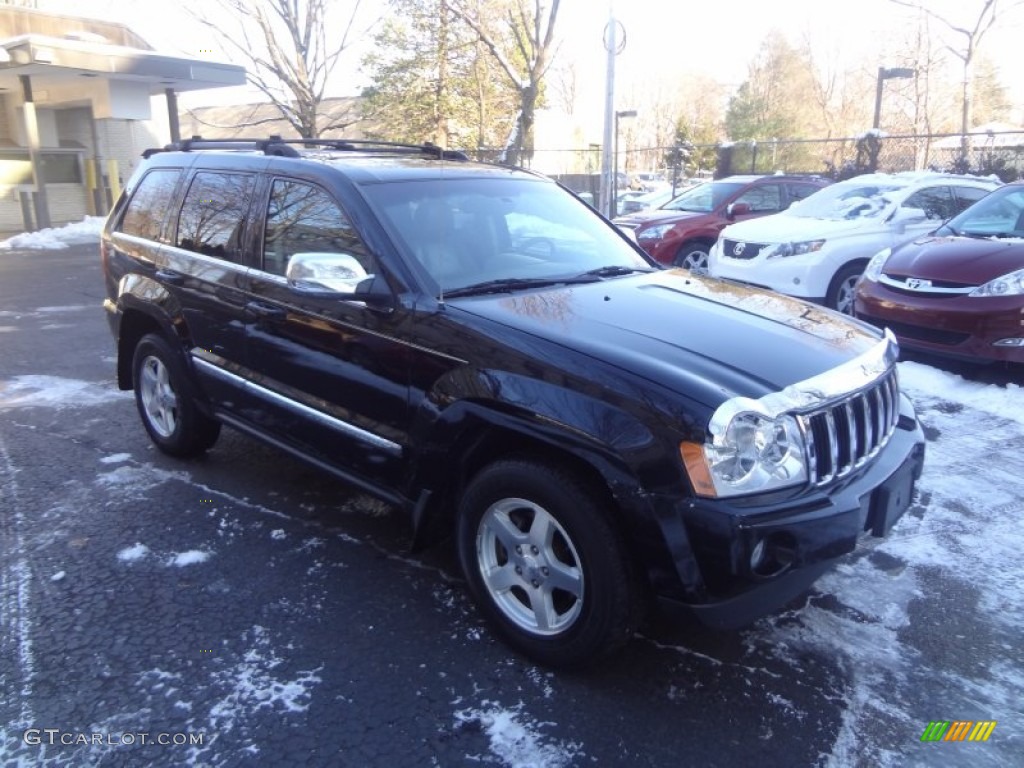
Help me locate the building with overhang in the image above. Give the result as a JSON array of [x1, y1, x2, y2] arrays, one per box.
[[0, 6, 245, 234]]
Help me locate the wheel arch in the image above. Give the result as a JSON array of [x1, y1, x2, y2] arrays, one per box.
[[408, 400, 683, 602], [116, 308, 175, 390]]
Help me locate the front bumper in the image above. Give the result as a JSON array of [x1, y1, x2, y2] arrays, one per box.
[[709, 242, 831, 301], [856, 280, 1024, 364], [653, 396, 926, 629]]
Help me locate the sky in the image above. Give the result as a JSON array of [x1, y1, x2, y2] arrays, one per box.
[[28, 0, 1024, 124]]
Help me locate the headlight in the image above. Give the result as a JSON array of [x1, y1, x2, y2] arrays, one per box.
[[764, 240, 826, 259], [969, 267, 1024, 297], [637, 223, 674, 241], [863, 247, 891, 282], [680, 410, 807, 498]]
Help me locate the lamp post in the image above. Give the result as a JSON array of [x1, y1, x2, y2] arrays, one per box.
[[872, 66, 916, 130], [613, 109, 636, 216]]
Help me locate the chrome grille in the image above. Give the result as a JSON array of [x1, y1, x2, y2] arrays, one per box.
[[723, 239, 768, 259], [799, 368, 900, 486]]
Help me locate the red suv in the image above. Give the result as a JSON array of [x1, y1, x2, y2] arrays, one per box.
[[613, 174, 830, 271]]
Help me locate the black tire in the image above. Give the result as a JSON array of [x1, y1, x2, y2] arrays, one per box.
[[674, 242, 712, 274], [131, 333, 221, 457], [456, 459, 641, 668], [826, 262, 866, 315]]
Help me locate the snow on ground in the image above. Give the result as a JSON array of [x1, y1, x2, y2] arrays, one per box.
[[0, 375, 128, 410], [453, 701, 584, 768], [0, 217, 104, 250]]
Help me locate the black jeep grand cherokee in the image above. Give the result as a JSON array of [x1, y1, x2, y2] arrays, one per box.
[[102, 137, 925, 667]]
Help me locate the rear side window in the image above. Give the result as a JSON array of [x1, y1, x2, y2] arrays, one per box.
[[119, 169, 181, 241], [904, 186, 954, 220], [788, 183, 820, 203], [176, 171, 256, 262], [735, 184, 782, 213], [951, 185, 990, 215]]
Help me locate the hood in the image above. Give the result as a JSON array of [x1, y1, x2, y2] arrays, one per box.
[[886, 235, 1024, 283], [615, 208, 708, 228], [722, 210, 884, 242], [452, 270, 882, 406]]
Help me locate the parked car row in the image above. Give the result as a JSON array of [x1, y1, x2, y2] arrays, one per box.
[[613, 175, 830, 271], [617, 170, 1020, 365]]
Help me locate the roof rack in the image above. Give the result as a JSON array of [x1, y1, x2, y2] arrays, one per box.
[[142, 135, 470, 161]]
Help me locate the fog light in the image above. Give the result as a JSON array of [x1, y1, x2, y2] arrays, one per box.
[[993, 338, 1024, 347], [750, 532, 797, 578], [750, 539, 767, 571]]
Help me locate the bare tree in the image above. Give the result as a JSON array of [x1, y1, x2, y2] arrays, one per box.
[[891, 0, 1024, 156], [448, 0, 561, 165], [190, 0, 375, 138]]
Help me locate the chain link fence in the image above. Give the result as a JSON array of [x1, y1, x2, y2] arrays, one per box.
[[471, 131, 1024, 206]]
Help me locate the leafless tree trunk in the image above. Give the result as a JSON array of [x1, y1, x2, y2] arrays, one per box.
[[448, 0, 561, 165], [891, 0, 1024, 161], [190, 0, 375, 138]]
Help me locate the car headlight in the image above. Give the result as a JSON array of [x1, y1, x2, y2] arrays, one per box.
[[863, 247, 891, 282], [969, 267, 1024, 297], [637, 223, 674, 242], [764, 240, 826, 259], [680, 409, 807, 498]]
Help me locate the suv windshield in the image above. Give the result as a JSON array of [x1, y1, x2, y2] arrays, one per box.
[[939, 185, 1024, 238], [660, 181, 744, 213], [361, 177, 651, 293], [790, 182, 904, 220]]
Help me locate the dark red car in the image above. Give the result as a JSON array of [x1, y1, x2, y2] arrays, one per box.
[[855, 181, 1024, 364], [612, 174, 829, 271]]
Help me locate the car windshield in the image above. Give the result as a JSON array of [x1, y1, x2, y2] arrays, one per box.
[[361, 176, 652, 294], [789, 182, 904, 220], [939, 185, 1024, 238], [659, 181, 744, 213]]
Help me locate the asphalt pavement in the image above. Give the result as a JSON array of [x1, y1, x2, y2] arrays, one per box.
[[1, 243, 1017, 768]]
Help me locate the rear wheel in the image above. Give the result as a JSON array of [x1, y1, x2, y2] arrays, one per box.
[[457, 459, 641, 668], [827, 263, 866, 315], [674, 242, 712, 274], [132, 333, 220, 457]]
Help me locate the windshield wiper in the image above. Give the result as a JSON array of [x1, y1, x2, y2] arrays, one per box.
[[579, 265, 654, 278], [443, 276, 597, 298]]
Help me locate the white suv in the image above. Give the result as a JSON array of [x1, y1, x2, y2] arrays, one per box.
[[707, 172, 1000, 314]]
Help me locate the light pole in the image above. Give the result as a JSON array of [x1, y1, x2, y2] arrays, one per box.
[[614, 109, 637, 216], [873, 66, 915, 130]]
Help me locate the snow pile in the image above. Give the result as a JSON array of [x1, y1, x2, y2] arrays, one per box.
[[0, 216, 104, 250], [899, 361, 1024, 427], [168, 550, 212, 567], [117, 543, 150, 562]]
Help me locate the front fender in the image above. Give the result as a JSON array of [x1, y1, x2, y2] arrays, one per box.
[[408, 374, 707, 598]]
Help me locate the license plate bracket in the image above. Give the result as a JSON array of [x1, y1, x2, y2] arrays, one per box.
[[869, 460, 916, 537]]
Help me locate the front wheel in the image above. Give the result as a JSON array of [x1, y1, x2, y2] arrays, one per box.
[[674, 242, 712, 274], [826, 263, 866, 315], [457, 460, 641, 668], [132, 333, 221, 457]]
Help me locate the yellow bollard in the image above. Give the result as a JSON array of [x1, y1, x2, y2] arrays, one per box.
[[84, 159, 97, 216], [107, 158, 120, 205]]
